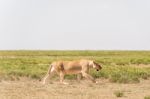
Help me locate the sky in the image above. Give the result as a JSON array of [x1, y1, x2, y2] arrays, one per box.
[[0, 0, 150, 50]]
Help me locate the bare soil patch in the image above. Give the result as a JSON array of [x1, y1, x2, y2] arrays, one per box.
[[0, 79, 150, 99]]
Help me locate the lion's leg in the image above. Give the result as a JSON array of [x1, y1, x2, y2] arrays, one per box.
[[42, 67, 55, 85], [77, 73, 82, 82], [81, 72, 96, 83], [42, 73, 49, 85], [59, 72, 68, 85]]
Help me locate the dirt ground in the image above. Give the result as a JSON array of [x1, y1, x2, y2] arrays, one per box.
[[0, 78, 150, 99]]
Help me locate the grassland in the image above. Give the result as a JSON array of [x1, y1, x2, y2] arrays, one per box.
[[0, 50, 150, 83], [0, 50, 150, 99]]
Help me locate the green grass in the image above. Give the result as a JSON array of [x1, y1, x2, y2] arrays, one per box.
[[0, 50, 150, 83], [91, 65, 150, 83]]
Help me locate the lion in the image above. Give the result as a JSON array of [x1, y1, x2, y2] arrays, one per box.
[[42, 59, 102, 85]]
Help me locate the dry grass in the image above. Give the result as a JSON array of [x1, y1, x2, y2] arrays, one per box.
[[0, 78, 150, 99], [114, 90, 124, 97], [145, 96, 150, 99]]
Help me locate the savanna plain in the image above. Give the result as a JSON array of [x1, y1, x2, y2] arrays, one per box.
[[0, 51, 150, 99]]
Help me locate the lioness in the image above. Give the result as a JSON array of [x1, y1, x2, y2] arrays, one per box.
[[42, 59, 102, 84]]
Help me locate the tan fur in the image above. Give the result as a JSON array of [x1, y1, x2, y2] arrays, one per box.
[[42, 59, 102, 84]]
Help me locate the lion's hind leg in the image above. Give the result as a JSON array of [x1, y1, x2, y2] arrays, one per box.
[[77, 73, 82, 82], [59, 72, 69, 85], [42, 66, 55, 85]]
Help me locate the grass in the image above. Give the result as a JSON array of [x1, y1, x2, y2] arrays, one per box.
[[91, 66, 150, 83], [145, 96, 150, 99], [0, 50, 150, 83], [114, 90, 124, 97]]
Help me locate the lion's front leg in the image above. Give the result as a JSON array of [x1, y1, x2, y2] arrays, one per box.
[[81, 71, 96, 83]]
